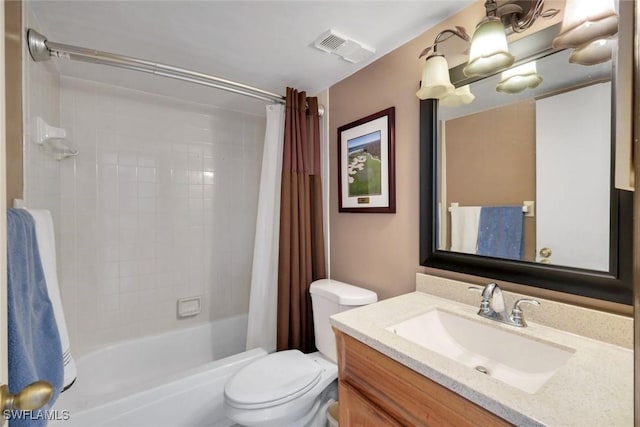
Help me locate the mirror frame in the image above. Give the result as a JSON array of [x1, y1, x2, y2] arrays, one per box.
[[419, 25, 633, 305]]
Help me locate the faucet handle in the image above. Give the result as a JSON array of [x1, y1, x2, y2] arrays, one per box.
[[513, 298, 541, 310], [510, 298, 541, 327], [467, 286, 483, 293]]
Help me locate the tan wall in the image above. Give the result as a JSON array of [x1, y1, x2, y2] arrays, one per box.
[[328, 0, 631, 315], [5, 1, 22, 203], [445, 100, 536, 260]]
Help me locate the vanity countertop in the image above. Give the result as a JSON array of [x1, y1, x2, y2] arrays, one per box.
[[330, 291, 633, 426]]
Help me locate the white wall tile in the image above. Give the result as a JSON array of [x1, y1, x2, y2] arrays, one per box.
[[25, 75, 265, 356]]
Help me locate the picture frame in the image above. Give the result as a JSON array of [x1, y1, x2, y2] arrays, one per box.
[[337, 107, 396, 213]]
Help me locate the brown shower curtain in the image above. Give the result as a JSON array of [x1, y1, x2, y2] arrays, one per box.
[[277, 87, 326, 353]]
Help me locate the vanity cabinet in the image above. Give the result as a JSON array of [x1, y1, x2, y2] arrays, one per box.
[[335, 330, 512, 427]]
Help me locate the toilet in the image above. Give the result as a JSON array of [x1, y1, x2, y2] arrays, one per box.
[[224, 279, 377, 427]]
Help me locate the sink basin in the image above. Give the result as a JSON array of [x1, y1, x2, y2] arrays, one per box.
[[387, 309, 575, 393]]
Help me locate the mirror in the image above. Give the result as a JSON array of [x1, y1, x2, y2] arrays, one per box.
[[419, 23, 633, 304], [440, 50, 612, 271]]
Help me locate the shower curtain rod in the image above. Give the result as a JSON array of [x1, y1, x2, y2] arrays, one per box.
[[27, 29, 325, 115]]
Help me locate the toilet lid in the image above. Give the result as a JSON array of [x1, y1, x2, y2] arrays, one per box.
[[225, 350, 322, 409]]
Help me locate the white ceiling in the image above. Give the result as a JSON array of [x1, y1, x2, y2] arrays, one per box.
[[29, 1, 473, 115]]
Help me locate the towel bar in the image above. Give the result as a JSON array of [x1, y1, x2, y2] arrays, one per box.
[[448, 201, 535, 217]]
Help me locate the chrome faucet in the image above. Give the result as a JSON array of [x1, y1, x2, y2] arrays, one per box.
[[478, 282, 508, 319], [469, 283, 540, 327]]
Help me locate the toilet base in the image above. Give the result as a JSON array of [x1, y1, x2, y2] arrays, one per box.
[[226, 379, 337, 427], [281, 382, 337, 427]]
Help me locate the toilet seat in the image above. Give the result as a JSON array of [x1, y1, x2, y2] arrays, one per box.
[[224, 350, 322, 410]]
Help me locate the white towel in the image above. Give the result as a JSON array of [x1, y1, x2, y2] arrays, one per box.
[[450, 206, 482, 254], [26, 209, 77, 390]]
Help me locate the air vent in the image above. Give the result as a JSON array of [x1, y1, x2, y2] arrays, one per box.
[[317, 32, 347, 52], [313, 30, 375, 64]]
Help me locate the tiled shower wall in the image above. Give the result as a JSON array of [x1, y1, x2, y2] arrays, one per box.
[[23, 10, 62, 233], [27, 75, 265, 356]]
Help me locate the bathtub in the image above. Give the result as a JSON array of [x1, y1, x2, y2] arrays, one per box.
[[51, 314, 267, 427]]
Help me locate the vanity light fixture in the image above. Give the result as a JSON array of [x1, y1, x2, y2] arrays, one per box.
[[552, 0, 618, 50], [440, 85, 475, 107], [553, 0, 618, 67], [416, 1, 558, 102], [569, 37, 617, 66], [463, 16, 514, 77], [464, 0, 559, 78], [416, 27, 470, 100], [496, 61, 543, 94], [416, 55, 455, 100]]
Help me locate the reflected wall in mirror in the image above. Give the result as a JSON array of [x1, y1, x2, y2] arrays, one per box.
[[419, 21, 633, 305], [438, 49, 612, 272]]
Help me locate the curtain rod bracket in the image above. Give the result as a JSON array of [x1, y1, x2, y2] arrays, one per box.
[[27, 29, 52, 62]]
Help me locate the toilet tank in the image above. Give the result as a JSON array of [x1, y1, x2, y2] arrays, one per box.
[[309, 279, 377, 363]]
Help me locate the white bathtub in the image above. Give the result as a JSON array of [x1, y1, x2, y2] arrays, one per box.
[[52, 315, 267, 427]]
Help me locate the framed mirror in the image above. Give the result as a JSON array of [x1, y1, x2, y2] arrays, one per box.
[[419, 22, 633, 305]]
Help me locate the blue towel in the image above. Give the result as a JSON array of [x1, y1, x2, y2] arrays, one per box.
[[477, 206, 524, 260], [7, 209, 63, 426]]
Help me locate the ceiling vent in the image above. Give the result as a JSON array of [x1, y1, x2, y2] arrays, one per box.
[[313, 30, 375, 64]]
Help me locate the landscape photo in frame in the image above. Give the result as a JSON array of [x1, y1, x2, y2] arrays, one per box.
[[338, 107, 395, 213]]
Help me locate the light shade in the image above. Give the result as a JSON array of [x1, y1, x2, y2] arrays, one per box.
[[569, 37, 616, 65], [440, 85, 475, 107], [416, 55, 454, 100], [552, 0, 618, 49], [496, 61, 543, 94], [463, 18, 514, 77]]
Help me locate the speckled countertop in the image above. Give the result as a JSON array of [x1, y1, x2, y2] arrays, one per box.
[[330, 290, 633, 426]]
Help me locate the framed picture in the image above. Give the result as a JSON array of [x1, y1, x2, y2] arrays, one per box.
[[337, 107, 396, 213]]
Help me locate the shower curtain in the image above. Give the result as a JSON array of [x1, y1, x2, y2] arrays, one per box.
[[245, 104, 285, 353], [277, 89, 326, 353]]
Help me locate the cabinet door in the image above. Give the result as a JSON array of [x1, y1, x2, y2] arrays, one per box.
[[339, 381, 402, 427], [335, 331, 512, 427]]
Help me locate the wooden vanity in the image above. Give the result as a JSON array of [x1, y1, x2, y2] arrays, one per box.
[[330, 288, 633, 426], [335, 330, 511, 426]]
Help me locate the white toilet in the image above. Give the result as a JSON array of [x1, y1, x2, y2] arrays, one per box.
[[224, 279, 377, 427]]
